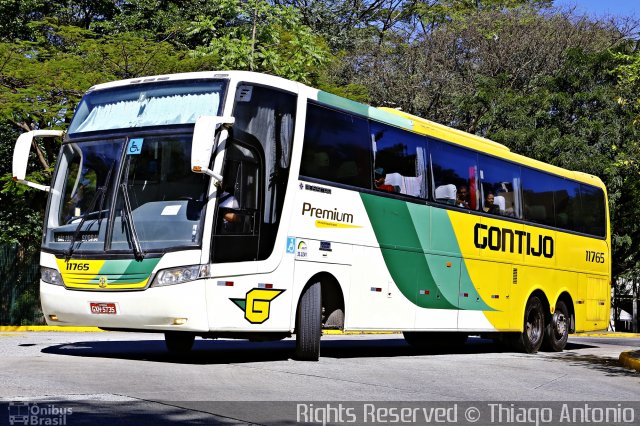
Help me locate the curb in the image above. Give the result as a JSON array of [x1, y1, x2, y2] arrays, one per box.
[[572, 332, 640, 338], [0, 326, 397, 334], [1, 327, 637, 338], [323, 330, 400, 335], [619, 350, 640, 372], [0, 327, 398, 335], [0, 326, 103, 332]]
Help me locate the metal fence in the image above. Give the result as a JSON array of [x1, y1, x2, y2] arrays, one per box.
[[0, 244, 44, 325]]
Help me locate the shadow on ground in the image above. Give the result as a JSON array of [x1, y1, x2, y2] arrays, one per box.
[[40, 335, 527, 365], [546, 350, 638, 378]]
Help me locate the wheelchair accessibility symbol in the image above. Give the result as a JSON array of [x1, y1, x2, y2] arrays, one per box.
[[127, 138, 144, 155], [286, 237, 296, 254]]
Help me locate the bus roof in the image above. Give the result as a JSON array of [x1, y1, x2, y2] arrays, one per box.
[[85, 70, 301, 94]]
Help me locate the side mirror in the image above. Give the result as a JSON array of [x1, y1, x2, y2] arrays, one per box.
[[13, 130, 64, 192], [191, 115, 235, 181]]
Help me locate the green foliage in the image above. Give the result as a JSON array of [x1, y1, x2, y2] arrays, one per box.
[[613, 48, 640, 133], [414, 0, 553, 33], [11, 287, 43, 325], [189, 0, 329, 84], [0, 21, 193, 133], [0, 0, 639, 323]]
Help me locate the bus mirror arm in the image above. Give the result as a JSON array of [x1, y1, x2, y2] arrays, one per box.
[[191, 115, 234, 185], [13, 130, 65, 192], [192, 165, 223, 183]]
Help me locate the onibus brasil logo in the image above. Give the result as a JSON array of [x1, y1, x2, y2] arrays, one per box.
[[231, 288, 285, 324]]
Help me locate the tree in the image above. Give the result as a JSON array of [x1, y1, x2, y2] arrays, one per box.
[[188, 0, 329, 84], [0, 20, 195, 324]]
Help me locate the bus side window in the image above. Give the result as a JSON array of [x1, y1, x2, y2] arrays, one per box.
[[578, 184, 606, 237], [370, 121, 428, 198], [521, 168, 555, 226], [478, 154, 522, 218], [215, 142, 260, 235], [554, 178, 581, 232], [430, 139, 478, 207], [300, 103, 371, 189]]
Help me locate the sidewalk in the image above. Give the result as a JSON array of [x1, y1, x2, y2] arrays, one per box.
[[572, 331, 640, 338]]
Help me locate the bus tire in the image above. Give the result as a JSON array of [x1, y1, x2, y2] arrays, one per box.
[[295, 281, 321, 361], [164, 332, 195, 354], [513, 296, 545, 353], [542, 300, 569, 352]]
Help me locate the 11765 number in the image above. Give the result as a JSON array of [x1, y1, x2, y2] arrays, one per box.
[[585, 251, 605, 263], [65, 262, 90, 271]]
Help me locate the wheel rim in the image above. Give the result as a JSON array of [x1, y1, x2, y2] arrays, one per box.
[[552, 311, 567, 339], [526, 308, 542, 343]]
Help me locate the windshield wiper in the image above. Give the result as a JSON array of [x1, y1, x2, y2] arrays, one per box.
[[65, 163, 115, 261], [119, 157, 145, 261], [66, 209, 110, 224]]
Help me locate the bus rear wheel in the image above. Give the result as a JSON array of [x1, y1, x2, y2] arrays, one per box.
[[164, 332, 195, 354], [542, 300, 569, 352], [295, 281, 321, 361], [513, 296, 545, 353]]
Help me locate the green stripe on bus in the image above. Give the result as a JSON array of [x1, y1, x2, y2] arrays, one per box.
[[97, 258, 160, 276], [317, 91, 369, 116], [360, 193, 456, 309], [361, 193, 493, 311], [368, 108, 413, 130], [317, 91, 414, 130]]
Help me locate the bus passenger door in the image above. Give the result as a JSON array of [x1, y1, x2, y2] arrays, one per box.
[[211, 84, 296, 265], [211, 140, 262, 263]]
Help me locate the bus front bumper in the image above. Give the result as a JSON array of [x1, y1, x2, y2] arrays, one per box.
[[40, 280, 210, 332]]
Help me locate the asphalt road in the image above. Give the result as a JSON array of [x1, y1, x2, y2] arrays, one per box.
[[0, 332, 638, 425]]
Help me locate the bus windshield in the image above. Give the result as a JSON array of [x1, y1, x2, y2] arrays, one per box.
[[68, 80, 226, 134], [44, 131, 210, 254]]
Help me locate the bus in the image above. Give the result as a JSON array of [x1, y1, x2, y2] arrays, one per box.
[[12, 71, 610, 360]]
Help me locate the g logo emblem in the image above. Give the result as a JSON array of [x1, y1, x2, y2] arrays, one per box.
[[231, 288, 284, 324], [98, 276, 108, 288]]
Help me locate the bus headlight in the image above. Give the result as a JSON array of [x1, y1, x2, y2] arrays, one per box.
[[41, 267, 63, 285], [151, 265, 209, 287]]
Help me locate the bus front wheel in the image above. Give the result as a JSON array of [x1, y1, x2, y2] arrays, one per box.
[[542, 300, 569, 352], [295, 281, 321, 361], [513, 296, 545, 354], [164, 332, 195, 354]]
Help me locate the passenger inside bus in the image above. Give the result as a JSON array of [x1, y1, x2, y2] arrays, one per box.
[[219, 184, 240, 226], [483, 192, 501, 215], [457, 185, 470, 208], [373, 168, 398, 193]]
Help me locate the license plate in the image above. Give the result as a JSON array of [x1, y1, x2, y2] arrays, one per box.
[[90, 302, 117, 314]]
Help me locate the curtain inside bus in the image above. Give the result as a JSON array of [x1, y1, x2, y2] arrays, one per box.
[[73, 93, 221, 133]]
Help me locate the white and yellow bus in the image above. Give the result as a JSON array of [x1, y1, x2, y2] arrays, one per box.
[[13, 71, 610, 360]]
